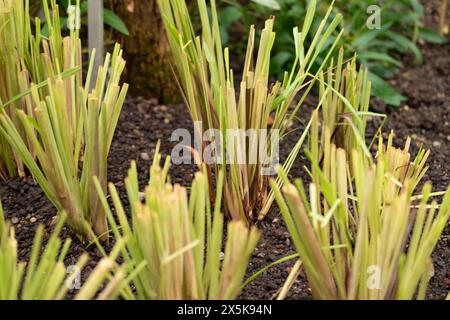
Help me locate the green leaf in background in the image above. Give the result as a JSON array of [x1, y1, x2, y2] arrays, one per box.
[[220, 27, 229, 45], [80, 2, 128, 35], [358, 51, 403, 68], [218, 0, 439, 107], [103, 8, 129, 36], [418, 28, 446, 44], [59, 0, 70, 10], [385, 31, 423, 63], [218, 6, 243, 45], [410, 0, 424, 17], [368, 72, 406, 107], [351, 30, 381, 49], [52, 1, 130, 36], [41, 17, 68, 38], [219, 6, 243, 27], [251, 0, 281, 10], [79, 1, 88, 14], [271, 51, 291, 71]]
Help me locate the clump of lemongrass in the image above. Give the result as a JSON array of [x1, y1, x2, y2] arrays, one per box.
[[0, 203, 131, 300], [317, 48, 385, 159], [271, 135, 449, 300], [0, 0, 80, 180], [0, 0, 28, 179], [158, 0, 344, 223], [0, 1, 128, 241], [263, 51, 384, 222], [94, 146, 260, 300]]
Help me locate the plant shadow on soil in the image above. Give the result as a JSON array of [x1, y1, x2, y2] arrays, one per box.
[[0, 0, 448, 300]]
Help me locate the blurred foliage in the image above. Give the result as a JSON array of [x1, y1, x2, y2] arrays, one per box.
[[36, 0, 129, 36], [219, 0, 445, 106]]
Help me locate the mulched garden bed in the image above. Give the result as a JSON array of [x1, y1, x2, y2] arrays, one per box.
[[0, 0, 448, 300]]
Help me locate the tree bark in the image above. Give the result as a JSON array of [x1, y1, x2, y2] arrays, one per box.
[[112, 0, 179, 102]]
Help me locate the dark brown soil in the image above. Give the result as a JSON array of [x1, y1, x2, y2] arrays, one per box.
[[0, 0, 448, 300]]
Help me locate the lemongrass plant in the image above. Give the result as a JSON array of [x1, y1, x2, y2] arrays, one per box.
[[0, 0, 28, 179], [0, 203, 131, 300], [0, 0, 79, 180], [262, 49, 385, 222], [94, 146, 260, 300], [158, 0, 344, 223], [0, 0, 128, 240], [271, 133, 449, 299], [317, 48, 386, 159]]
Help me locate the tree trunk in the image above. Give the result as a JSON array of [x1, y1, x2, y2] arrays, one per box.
[[112, 0, 179, 102]]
